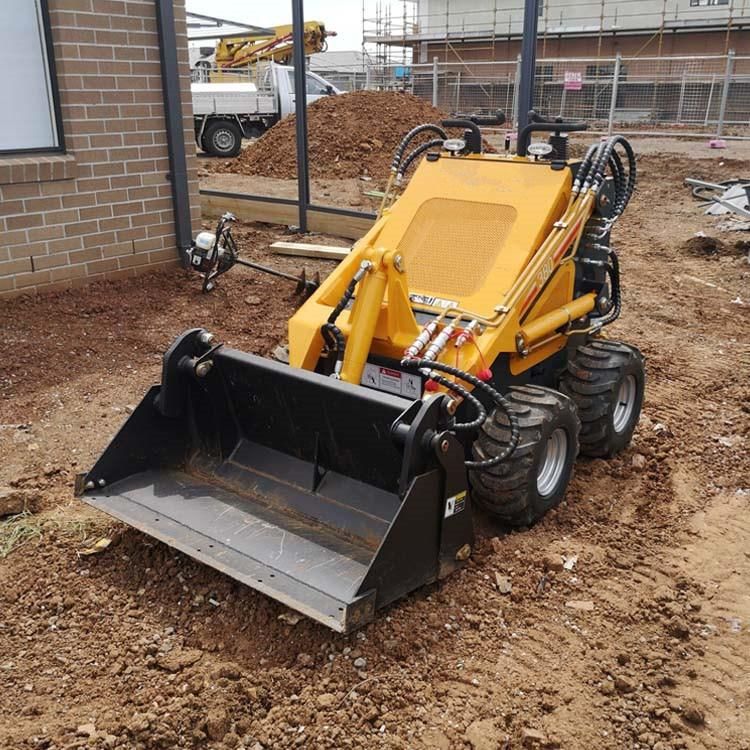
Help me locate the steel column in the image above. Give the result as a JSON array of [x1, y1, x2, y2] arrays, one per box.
[[511, 54, 522, 127], [716, 49, 735, 138], [607, 52, 622, 137], [516, 0, 540, 134], [291, 0, 310, 232], [432, 57, 439, 107], [155, 0, 193, 266]]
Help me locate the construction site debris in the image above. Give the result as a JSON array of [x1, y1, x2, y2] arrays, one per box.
[[211, 91, 448, 181], [495, 572, 513, 594], [686, 176, 750, 219], [270, 240, 350, 260]]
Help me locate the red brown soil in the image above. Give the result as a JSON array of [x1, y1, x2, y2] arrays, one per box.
[[1, 150, 749, 750], [209, 90, 449, 180]]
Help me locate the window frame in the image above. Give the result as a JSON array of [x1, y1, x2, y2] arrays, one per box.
[[0, 0, 65, 156]]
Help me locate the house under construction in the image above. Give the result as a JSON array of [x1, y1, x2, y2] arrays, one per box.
[[364, 0, 750, 67]]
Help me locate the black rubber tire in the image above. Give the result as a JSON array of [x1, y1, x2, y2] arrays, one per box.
[[559, 339, 645, 458], [469, 385, 580, 527], [203, 120, 242, 157]]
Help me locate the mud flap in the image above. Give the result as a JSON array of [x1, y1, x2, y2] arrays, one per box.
[[77, 329, 473, 632]]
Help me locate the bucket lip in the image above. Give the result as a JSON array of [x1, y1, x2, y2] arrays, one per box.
[[81, 468, 378, 633]]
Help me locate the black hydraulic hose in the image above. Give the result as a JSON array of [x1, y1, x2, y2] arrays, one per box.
[[608, 137, 637, 214], [592, 136, 636, 210], [397, 138, 444, 180], [401, 358, 521, 469], [327, 277, 358, 326], [425, 373, 487, 433], [321, 322, 345, 360], [321, 275, 359, 367], [595, 249, 621, 328], [390, 124, 448, 173], [573, 143, 599, 193]]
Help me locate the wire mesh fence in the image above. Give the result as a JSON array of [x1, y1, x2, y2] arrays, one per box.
[[309, 53, 750, 137]]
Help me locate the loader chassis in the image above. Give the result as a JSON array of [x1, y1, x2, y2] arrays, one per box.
[[79, 120, 643, 632]]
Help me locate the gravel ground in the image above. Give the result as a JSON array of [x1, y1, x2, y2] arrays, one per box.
[[0, 144, 748, 750]]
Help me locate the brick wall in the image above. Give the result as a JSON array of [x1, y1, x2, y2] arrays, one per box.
[[0, 0, 201, 298]]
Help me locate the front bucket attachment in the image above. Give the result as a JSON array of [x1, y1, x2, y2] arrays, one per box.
[[77, 329, 472, 632]]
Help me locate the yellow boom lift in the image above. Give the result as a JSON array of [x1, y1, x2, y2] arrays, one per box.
[[214, 21, 335, 68]]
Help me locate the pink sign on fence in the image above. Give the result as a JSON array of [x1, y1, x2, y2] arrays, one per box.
[[564, 71, 583, 91]]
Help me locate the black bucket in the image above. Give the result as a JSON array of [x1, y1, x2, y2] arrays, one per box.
[[77, 329, 472, 631]]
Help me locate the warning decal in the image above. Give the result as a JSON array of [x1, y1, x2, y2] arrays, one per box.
[[444, 490, 467, 518], [361, 363, 422, 399]]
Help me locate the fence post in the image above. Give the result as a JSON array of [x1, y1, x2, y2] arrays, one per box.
[[704, 74, 716, 126], [676, 67, 687, 123], [365, 64, 371, 90], [512, 54, 522, 127], [607, 52, 622, 137], [716, 49, 735, 137], [432, 56, 439, 107]]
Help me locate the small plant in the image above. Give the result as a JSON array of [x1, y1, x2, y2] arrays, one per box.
[[0, 512, 43, 559]]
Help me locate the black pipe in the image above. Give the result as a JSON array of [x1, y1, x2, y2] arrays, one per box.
[[291, 0, 310, 233], [155, 0, 193, 268], [516, 0, 540, 135]]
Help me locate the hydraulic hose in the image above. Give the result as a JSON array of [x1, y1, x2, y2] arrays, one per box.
[[397, 138, 445, 181], [321, 263, 370, 373], [390, 124, 448, 174], [594, 249, 621, 328], [573, 143, 600, 194], [401, 358, 521, 469], [425, 373, 487, 434], [590, 135, 637, 219]]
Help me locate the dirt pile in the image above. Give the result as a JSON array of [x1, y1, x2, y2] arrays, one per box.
[[216, 90, 448, 180], [682, 234, 749, 258]]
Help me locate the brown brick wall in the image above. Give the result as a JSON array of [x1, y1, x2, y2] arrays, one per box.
[[0, 0, 201, 298], [425, 28, 750, 64]]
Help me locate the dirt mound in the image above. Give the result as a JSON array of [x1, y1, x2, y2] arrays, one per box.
[[216, 90, 448, 180], [682, 234, 748, 258]]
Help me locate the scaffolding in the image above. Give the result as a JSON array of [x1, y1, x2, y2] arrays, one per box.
[[362, 0, 750, 78]]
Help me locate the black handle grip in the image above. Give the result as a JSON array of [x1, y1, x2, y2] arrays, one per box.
[[441, 119, 482, 153], [469, 111, 506, 126], [452, 109, 506, 127], [517, 119, 588, 157]]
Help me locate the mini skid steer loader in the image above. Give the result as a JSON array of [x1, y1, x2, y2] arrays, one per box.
[[77, 114, 644, 632]]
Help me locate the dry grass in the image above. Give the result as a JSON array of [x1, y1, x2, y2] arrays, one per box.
[[0, 505, 108, 559]]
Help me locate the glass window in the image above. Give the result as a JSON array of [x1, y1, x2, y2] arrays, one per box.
[[305, 73, 330, 95], [0, 0, 62, 154]]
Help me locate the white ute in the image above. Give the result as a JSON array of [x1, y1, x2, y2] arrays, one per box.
[[192, 63, 342, 157]]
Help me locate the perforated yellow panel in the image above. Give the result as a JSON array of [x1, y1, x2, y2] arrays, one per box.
[[397, 198, 517, 299]]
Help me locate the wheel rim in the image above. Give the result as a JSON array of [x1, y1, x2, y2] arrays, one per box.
[[213, 129, 234, 151], [536, 428, 568, 497], [613, 374, 638, 434]]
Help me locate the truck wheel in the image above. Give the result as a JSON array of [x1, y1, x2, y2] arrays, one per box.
[[559, 339, 645, 457], [204, 120, 242, 157], [469, 386, 580, 527]]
